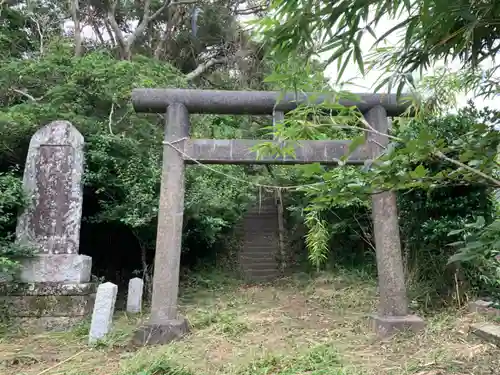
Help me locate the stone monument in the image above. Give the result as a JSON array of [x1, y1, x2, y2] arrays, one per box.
[[126, 277, 144, 314], [89, 282, 118, 344], [0, 121, 96, 330]]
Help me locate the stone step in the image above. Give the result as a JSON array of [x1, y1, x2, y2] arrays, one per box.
[[240, 250, 276, 256], [242, 243, 277, 248], [244, 234, 279, 239], [239, 253, 278, 263], [240, 257, 277, 264], [241, 240, 278, 245], [471, 323, 500, 346], [240, 256, 278, 262], [243, 228, 277, 233], [240, 248, 278, 259], [241, 243, 279, 249], [245, 214, 275, 219], [243, 230, 278, 235], [240, 262, 278, 270], [246, 208, 277, 213], [243, 269, 280, 277]]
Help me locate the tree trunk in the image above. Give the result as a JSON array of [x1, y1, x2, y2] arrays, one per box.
[[70, 0, 82, 57], [107, 0, 170, 60]]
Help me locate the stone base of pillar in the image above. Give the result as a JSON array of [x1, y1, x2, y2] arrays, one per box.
[[370, 314, 425, 337], [133, 318, 189, 345], [19, 254, 92, 283], [0, 282, 96, 332]]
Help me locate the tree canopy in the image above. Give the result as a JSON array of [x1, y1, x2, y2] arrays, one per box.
[[259, 0, 500, 95]]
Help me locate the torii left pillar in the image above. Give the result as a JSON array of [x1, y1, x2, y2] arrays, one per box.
[[133, 103, 190, 345]]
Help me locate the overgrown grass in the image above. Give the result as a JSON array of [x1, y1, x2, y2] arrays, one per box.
[[1, 268, 500, 375]]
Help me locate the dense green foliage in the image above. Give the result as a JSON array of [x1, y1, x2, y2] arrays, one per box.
[[0, 0, 270, 282], [0, 171, 33, 277], [252, 0, 500, 300], [396, 107, 497, 297], [275, 106, 497, 291], [0, 44, 260, 279], [259, 0, 500, 97]]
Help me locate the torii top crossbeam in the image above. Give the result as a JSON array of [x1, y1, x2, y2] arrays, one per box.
[[131, 88, 409, 117]]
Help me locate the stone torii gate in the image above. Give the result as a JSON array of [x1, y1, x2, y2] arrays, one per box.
[[131, 88, 425, 345]]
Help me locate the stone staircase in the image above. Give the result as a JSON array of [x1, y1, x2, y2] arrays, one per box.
[[238, 195, 281, 282]]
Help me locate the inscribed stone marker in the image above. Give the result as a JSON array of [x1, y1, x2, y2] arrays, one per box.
[[16, 120, 84, 255], [126, 277, 144, 314], [1, 120, 95, 331], [88, 282, 118, 344]]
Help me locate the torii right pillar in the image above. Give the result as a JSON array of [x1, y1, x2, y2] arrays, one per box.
[[365, 105, 425, 336]]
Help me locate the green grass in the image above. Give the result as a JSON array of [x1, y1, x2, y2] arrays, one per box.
[[1, 268, 500, 375]]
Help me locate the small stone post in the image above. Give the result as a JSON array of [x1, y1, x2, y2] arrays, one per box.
[[88, 282, 118, 344], [0, 121, 95, 331], [364, 106, 425, 336], [133, 103, 189, 345], [126, 277, 143, 314]]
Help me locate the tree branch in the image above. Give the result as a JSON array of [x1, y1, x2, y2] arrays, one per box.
[[153, 6, 184, 59], [186, 57, 229, 80], [91, 21, 105, 45], [107, 0, 128, 58], [126, 0, 154, 54], [69, 0, 82, 57], [352, 117, 500, 187], [434, 151, 500, 187], [108, 103, 115, 135], [127, 0, 174, 55], [103, 19, 117, 46], [108, 0, 176, 59], [10, 88, 43, 102]]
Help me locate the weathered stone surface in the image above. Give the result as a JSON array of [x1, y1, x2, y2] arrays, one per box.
[[0, 294, 95, 317], [19, 254, 92, 283], [2, 121, 95, 331], [471, 323, 500, 346], [239, 194, 280, 282], [10, 316, 86, 332], [183, 139, 370, 165], [469, 299, 500, 316], [133, 319, 189, 345], [365, 106, 414, 318], [16, 121, 84, 256], [0, 282, 96, 296], [370, 314, 425, 337], [149, 104, 188, 326], [126, 277, 143, 314], [0, 281, 96, 332], [132, 88, 410, 116], [89, 282, 118, 344]]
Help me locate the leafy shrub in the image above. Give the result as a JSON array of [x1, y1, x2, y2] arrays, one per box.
[[0, 171, 33, 277], [0, 46, 256, 278], [448, 216, 500, 300], [394, 106, 497, 295], [280, 103, 497, 299]]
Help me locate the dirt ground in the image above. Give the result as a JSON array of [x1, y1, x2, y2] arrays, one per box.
[[1, 271, 499, 375]]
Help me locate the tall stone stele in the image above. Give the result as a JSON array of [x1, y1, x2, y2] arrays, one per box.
[[0, 121, 96, 331]]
